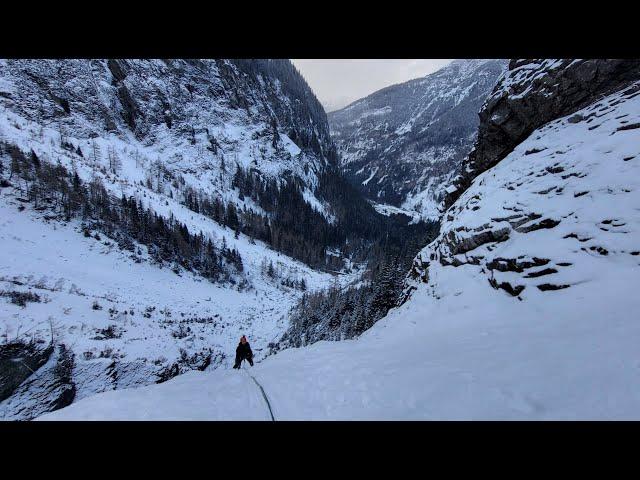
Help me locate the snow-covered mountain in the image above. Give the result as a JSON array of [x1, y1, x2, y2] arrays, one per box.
[[329, 59, 507, 219], [444, 59, 640, 210], [38, 59, 640, 420], [0, 59, 333, 187], [0, 59, 365, 419]]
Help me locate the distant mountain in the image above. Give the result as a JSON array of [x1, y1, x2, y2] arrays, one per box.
[[329, 59, 507, 218]]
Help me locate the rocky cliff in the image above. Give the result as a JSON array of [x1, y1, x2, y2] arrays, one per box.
[[444, 59, 640, 210], [407, 59, 640, 304]]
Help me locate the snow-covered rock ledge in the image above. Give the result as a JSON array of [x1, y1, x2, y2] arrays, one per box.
[[409, 80, 640, 301]]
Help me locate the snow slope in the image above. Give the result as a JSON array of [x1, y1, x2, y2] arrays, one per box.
[[39, 268, 640, 420], [40, 81, 640, 420], [0, 188, 350, 419]]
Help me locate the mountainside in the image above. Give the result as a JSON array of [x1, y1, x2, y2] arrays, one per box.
[[0, 59, 370, 419], [1, 59, 411, 270], [329, 59, 507, 218], [40, 59, 640, 420], [0, 59, 333, 181], [444, 59, 640, 210], [408, 74, 640, 303]]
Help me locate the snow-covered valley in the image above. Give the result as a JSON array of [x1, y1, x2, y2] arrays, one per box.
[[0, 59, 368, 419], [34, 60, 640, 421], [2, 58, 640, 421]]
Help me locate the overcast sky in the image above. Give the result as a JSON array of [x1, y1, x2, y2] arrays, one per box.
[[291, 59, 454, 112]]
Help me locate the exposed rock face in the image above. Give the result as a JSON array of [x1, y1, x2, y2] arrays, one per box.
[[445, 59, 640, 210], [0, 59, 337, 199], [406, 68, 640, 303], [0, 341, 53, 402], [0, 344, 75, 420], [329, 59, 507, 218], [0, 59, 333, 157], [0, 341, 225, 420]]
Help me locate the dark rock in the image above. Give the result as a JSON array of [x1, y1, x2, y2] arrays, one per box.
[[116, 84, 141, 132], [488, 277, 525, 296], [545, 165, 565, 174], [444, 59, 640, 209], [446, 226, 510, 256], [514, 218, 560, 233], [525, 147, 546, 155], [0, 344, 75, 420], [589, 246, 609, 256], [0, 341, 53, 402], [107, 59, 127, 83], [486, 256, 549, 273], [617, 122, 640, 131], [524, 268, 558, 278], [537, 283, 571, 291]]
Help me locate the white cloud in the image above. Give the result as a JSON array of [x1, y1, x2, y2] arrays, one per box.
[[291, 59, 453, 112]]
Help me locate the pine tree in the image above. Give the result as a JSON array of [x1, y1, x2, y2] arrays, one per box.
[[267, 260, 275, 278], [91, 140, 101, 166], [30, 150, 41, 169]]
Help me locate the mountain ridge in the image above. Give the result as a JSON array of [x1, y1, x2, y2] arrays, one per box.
[[328, 58, 507, 218]]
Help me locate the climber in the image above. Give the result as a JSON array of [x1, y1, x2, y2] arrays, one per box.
[[233, 335, 254, 369]]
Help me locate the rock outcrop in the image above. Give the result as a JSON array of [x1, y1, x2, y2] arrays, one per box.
[[444, 59, 640, 210], [407, 60, 640, 303], [0, 344, 75, 420]]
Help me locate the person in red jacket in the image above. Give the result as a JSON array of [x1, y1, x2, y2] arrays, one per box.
[[233, 335, 254, 369]]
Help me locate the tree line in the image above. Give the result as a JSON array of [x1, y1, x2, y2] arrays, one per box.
[[277, 257, 408, 348], [276, 215, 439, 349], [0, 142, 245, 286]]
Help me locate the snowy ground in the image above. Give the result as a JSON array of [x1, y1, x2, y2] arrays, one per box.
[[369, 201, 421, 223], [0, 199, 324, 361], [38, 268, 640, 420]]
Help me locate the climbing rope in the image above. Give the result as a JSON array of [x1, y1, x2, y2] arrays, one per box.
[[243, 366, 275, 421]]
